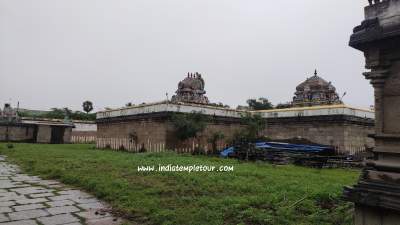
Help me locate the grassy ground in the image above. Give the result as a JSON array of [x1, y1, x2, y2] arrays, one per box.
[[0, 144, 358, 225]]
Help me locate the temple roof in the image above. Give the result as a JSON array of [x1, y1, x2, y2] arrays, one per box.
[[171, 72, 209, 104], [296, 70, 335, 92], [292, 70, 342, 107]]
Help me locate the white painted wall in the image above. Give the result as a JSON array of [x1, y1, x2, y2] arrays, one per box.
[[97, 102, 374, 120], [72, 122, 97, 132]]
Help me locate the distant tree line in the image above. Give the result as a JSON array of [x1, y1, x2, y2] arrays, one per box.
[[18, 108, 96, 121], [18, 101, 96, 121], [236, 97, 292, 110]]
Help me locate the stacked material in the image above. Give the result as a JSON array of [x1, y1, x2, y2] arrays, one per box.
[[220, 142, 344, 168]]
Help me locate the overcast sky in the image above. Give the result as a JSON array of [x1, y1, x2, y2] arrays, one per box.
[[0, 0, 372, 112]]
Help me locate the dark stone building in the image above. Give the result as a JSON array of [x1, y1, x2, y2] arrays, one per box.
[[344, 1, 400, 224]]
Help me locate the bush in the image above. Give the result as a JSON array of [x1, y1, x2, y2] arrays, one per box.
[[208, 131, 225, 155], [239, 113, 265, 142], [170, 111, 208, 141]]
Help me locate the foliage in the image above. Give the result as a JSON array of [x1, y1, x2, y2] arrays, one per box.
[[69, 111, 96, 121], [46, 108, 68, 119], [18, 108, 96, 121], [239, 112, 265, 142], [208, 102, 230, 108], [170, 111, 208, 141], [128, 131, 138, 143], [207, 131, 225, 154], [82, 101, 94, 114], [246, 97, 274, 110], [236, 105, 250, 110], [0, 143, 359, 225], [276, 103, 293, 109]]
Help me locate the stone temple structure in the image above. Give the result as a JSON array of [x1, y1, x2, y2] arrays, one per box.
[[96, 72, 374, 155], [292, 70, 342, 107], [171, 72, 210, 104], [0, 103, 73, 144], [0, 103, 21, 123], [344, 1, 400, 224]]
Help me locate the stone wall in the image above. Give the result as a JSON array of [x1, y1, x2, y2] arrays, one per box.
[[97, 113, 244, 152], [36, 125, 52, 143], [98, 120, 168, 145], [343, 124, 375, 155], [71, 121, 97, 143], [97, 112, 374, 154], [71, 131, 97, 137], [0, 124, 36, 142], [264, 121, 345, 150], [63, 127, 72, 144], [165, 120, 245, 153], [0, 123, 72, 144], [264, 115, 374, 154]]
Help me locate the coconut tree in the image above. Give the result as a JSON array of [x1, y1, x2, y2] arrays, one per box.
[[82, 101, 94, 114]]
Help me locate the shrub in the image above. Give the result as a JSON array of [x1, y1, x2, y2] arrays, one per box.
[[170, 111, 208, 141]]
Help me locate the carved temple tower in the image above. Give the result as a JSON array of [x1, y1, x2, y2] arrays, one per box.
[[292, 70, 342, 107], [344, 1, 400, 224], [171, 72, 210, 105]]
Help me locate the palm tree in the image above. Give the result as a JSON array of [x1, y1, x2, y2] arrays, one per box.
[[82, 101, 94, 114]]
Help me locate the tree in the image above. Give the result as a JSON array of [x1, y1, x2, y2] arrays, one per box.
[[82, 101, 94, 114], [246, 98, 273, 110], [275, 103, 292, 109], [171, 111, 208, 141], [63, 108, 72, 119], [17, 107, 95, 121], [236, 105, 250, 110], [46, 108, 67, 119], [208, 131, 225, 155], [240, 112, 265, 141]]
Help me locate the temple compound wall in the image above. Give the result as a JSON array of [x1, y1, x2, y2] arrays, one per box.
[[71, 121, 97, 143], [96, 102, 374, 155], [260, 105, 375, 154], [96, 104, 245, 153]]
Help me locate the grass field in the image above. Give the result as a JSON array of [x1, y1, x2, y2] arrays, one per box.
[[0, 144, 358, 225]]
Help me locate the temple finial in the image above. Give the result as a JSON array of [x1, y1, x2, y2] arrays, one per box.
[[314, 69, 318, 76]]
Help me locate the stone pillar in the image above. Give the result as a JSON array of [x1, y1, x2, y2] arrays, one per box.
[[344, 1, 400, 225]]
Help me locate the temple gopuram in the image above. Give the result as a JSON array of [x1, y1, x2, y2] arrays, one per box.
[[171, 72, 210, 104], [292, 70, 342, 107]]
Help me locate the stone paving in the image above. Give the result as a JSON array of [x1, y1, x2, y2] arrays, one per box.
[[0, 156, 124, 225]]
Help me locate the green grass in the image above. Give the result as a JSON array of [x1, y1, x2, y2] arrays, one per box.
[[0, 144, 358, 225]]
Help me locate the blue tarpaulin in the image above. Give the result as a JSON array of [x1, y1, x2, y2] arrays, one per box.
[[220, 147, 235, 157], [220, 142, 333, 158]]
